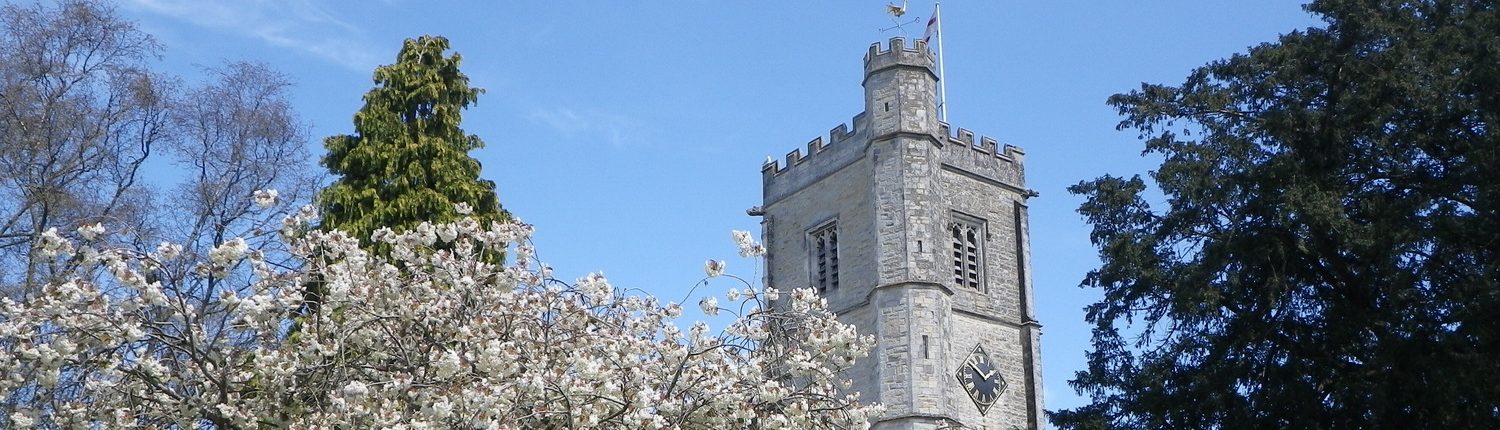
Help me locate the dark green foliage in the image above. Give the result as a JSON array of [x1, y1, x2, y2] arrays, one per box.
[[1053, 1, 1499, 428], [318, 36, 508, 247]]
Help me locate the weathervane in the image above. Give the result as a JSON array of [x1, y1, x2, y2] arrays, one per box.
[[879, 1, 949, 121], [881, 0, 919, 34]]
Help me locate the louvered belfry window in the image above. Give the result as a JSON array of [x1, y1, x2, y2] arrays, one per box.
[[951, 218, 984, 289], [811, 223, 839, 293]]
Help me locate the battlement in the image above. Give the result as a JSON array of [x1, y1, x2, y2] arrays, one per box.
[[937, 121, 1027, 189], [864, 37, 936, 78], [762, 113, 873, 205], [762, 116, 1027, 204], [761, 117, 1025, 184], [937, 122, 1025, 163], [761, 112, 867, 177]]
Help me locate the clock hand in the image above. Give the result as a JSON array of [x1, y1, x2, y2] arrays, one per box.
[[982, 366, 998, 380]]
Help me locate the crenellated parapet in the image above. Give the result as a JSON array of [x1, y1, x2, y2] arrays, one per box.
[[762, 113, 869, 204], [936, 121, 1027, 189], [762, 115, 1029, 203], [864, 37, 937, 79], [763, 35, 1027, 203], [937, 122, 1024, 161], [762, 113, 866, 176]]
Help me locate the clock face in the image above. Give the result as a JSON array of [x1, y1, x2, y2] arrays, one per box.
[[955, 344, 1006, 415]]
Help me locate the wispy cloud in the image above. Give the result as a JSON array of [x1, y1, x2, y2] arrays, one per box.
[[527, 107, 641, 148], [123, 0, 379, 71]]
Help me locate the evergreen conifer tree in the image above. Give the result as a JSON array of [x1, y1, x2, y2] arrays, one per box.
[[1053, 1, 1498, 427], [317, 36, 508, 247]]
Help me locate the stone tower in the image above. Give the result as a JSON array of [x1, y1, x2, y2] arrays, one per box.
[[759, 37, 1043, 429]]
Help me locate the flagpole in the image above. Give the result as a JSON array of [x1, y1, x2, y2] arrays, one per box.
[[934, 1, 948, 121]]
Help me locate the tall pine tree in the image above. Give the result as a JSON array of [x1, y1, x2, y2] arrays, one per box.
[[318, 36, 508, 246]]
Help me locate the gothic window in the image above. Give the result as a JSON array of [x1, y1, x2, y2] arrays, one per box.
[[810, 222, 839, 293], [951, 216, 985, 290]]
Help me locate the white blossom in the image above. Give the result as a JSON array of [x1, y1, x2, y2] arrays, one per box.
[[77, 222, 105, 241], [36, 227, 73, 257], [154, 241, 183, 260], [370, 226, 397, 244], [433, 350, 461, 378], [342, 381, 369, 399], [252, 189, 279, 208], [704, 259, 726, 277], [0, 221, 881, 428], [436, 223, 458, 243], [209, 238, 248, 265], [699, 296, 719, 316], [9, 410, 35, 428], [731, 230, 765, 257]]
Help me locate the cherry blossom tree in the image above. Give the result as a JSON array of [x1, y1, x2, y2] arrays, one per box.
[[0, 198, 882, 429]]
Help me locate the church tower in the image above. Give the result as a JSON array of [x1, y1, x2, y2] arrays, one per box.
[[759, 38, 1043, 429]]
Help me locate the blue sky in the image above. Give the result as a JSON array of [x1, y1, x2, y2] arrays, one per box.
[[114, 0, 1322, 421]]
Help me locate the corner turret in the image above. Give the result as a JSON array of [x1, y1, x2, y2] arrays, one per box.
[[863, 37, 940, 138]]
